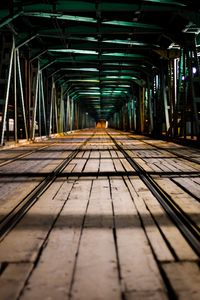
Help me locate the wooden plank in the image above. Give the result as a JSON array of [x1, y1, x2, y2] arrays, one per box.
[[124, 177, 174, 262], [110, 150, 118, 158], [84, 158, 100, 173], [192, 177, 200, 185], [179, 158, 200, 171], [142, 158, 169, 172], [0, 179, 70, 262], [62, 162, 76, 173], [134, 158, 154, 172], [120, 158, 134, 172], [89, 151, 100, 158], [84, 179, 113, 228], [0, 263, 33, 300], [0, 176, 44, 222], [173, 177, 200, 199], [67, 179, 92, 202], [83, 151, 90, 158], [20, 180, 92, 300], [115, 150, 124, 158], [113, 158, 125, 172], [100, 150, 111, 158], [71, 158, 86, 173], [125, 290, 168, 300], [147, 162, 164, 172], [130, 177, 198, 260], [71, 179, 121, 300], [155, 159, 177, 172], [71, 229, 121, 300], [162, 262, 200, 300], [100, 158, 115, 172], [110, 177, 168, 298], [76, 151, 84, 158], [164, 158, 198, 172], [53, 179, 74, 201], [155, 178, 200, 226]]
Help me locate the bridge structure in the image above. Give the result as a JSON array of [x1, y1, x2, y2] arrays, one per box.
[[0, 1, 200, 145], [0, 2, 200, 300]]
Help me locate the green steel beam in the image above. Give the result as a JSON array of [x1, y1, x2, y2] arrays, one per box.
[[102, 20, 163, 30], [24, 12, 97, 23], [22, 1, 187, 13], [0, 10, 23, 29]]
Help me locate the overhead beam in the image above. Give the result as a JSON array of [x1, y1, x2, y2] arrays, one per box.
[[0, 10, 23, 29], [22, 1, 186, 13], [24, 11, 163, 30]]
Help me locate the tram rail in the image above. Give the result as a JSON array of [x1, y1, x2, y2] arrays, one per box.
[[0, 129, 199, 256], [0, 144, 58, 168], [0, 132, 95, 241], [126, 132, 200, 166], [107, 130, 200, 257]]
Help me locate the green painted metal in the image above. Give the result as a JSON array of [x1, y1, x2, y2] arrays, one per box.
[[102, 20, 163, 30], [144, 0, 185, 6], [0, 11, 23, 28], [0, 0, 199, 125], [24, 12, 97, 23]]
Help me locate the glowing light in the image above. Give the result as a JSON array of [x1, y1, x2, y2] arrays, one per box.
[[103, 39, 148, 46], [49, 49, 98, 55], [102, 52, 145, 58], [63, 68, 98, 72], [102, 20, 162, 30], [192, 67, 197, 74]]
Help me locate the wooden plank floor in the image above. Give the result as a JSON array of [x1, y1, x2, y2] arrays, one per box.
[[0, 129, 199, 300]]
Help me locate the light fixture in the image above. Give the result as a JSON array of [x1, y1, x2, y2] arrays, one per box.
[[103, 39, 148, 46], [48, 49, 98, 55], [102, 52, 145, 58], [102, 20, 162, 29]]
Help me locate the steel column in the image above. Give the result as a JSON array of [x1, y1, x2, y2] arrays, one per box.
[[49, 79, 54, 135], [16, 49, 28, 140], [40, 71, 47, 136], [14, 48, 18, 142], [32, 62, 40, 139], [1, 36, 15, 146]]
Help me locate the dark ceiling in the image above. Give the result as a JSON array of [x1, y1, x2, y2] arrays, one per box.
[[0, 0, 200, 120]]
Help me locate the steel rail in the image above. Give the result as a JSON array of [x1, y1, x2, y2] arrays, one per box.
[[108, 131, 200, 257], [126, 132, 200, 166], [0, 132, 95, 241], [0, 144, 57, 167]]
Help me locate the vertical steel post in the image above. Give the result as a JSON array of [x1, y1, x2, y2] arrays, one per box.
[[182, 48, 188, 140], [67, 95, 70, 131], [14, 48, 18, 142], [28, 60, 31, 139], [40, 71, 47, 136], [163, 84, 170, 131], [60, 85, 64, 133], [139, 87, 145, 133], [147, 77, 153, 133], [49, 79, 54, 135], [54, 89, 58, 133], [16, 48, 28, 140], [32, 62, 39, 140], [1, 36, 15, 146], [127, 99, 131, 131], [171, 58, 178, 137], [69, 99, 73, 131], [174, 59, 178, 106], [38, 70, 42, 137]]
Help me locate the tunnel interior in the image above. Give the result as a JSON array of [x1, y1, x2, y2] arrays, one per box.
[[0, 1, 200, 144]]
